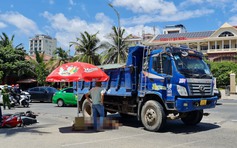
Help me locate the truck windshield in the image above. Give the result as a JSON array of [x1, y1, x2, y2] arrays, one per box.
[[173, 53, 211, 78]]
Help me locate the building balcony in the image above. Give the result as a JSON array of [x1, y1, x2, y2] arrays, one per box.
[[207, 48, 237, 53]]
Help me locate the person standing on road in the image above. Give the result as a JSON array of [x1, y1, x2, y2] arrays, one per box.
[[2, 84, 11, 110], [85, 81, 105, 132]]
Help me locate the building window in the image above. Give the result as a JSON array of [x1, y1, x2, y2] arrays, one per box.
[[219, 31, 234, 37], [224, 45, 229, 49], [216, 45, 220, 49], [211, 45, 215, 49], [201, 46, 208, 50]]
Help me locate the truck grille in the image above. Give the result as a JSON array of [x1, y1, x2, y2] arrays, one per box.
[[187, 79, 212, 96]]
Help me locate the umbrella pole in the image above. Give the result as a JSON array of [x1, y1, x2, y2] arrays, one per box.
[[76, 81, 80, 117]]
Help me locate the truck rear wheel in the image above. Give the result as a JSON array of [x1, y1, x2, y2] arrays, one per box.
[[181, 110, 203, 125], [82, 99, 92, 117], [141, 100, 166, 132]]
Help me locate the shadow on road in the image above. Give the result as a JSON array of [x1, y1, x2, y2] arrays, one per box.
[[58, 114, 220, 134], [59, 126, 95, 134], [0, 124, 52, 136], [160, 120, 220, 134]]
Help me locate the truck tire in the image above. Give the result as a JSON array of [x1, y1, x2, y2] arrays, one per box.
[[141, 100, 166, 132], [181, 110, 203, 125], [82, 99, 92, 117]]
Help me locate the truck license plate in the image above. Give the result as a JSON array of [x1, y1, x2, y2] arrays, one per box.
[[200, 100, 207, 106]]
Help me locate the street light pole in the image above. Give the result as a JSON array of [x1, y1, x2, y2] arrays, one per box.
[[108, 3, 120, 63]]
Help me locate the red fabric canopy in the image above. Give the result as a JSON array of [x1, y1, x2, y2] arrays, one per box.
[[46, 62, 109, 82]]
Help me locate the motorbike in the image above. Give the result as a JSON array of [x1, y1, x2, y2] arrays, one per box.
[[1, 111, 37, 128], [10, 91, 31, 108]]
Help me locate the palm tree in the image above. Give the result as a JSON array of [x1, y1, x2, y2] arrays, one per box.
[[27, 50, 49, 85], [70, 31, 106, 65], [101, 26, 129, 64], [0, 32, 29, 84], [48, 47, 70, 71], [0, 32, 23, 49]]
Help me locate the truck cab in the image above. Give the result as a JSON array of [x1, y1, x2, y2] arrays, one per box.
[[145, 47, 216, 112]]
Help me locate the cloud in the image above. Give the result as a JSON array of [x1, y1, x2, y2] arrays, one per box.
[[179, 0, 232, 8], [0, 11, 40, 35], [42, 11, 113, 52], [111, 0, 214, 26], [112, 0, 177, 15], [41, 11, 158, 55], [69, 0, 76, 6], [125, 25, 161, 37], [0, 21, 7, 28], [228, 16, 237, 26], [230, 2, 237, 12], [122, 9, 214, 25], [49, 0, 54, 5]]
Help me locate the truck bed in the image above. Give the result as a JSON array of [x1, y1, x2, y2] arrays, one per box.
[[75, 63, 138, 99]]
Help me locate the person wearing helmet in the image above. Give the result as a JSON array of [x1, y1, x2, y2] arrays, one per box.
[[2, 84, 11, 110], [14, 84, 21, 94]]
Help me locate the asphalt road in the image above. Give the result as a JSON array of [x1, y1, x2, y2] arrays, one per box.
[[0, 98, 237, 148]]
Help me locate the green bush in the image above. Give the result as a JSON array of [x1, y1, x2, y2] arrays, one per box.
[[209, 61, 237, 88]]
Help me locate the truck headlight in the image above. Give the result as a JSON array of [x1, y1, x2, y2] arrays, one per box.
[[177, 85, 188, 96]]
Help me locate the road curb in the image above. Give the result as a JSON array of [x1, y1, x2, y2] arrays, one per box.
[[220, 90, 237, 100]]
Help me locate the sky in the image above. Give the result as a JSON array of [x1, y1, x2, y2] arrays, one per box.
[[1, 0, 237, 55]]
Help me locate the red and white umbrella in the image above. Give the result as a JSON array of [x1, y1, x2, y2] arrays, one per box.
[[46, 62, 109, 82]]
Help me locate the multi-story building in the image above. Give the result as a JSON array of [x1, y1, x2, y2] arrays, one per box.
[[29, 34, 57, 57], [148, 23, 237, 62], [126, 33, 155, 47], [125, 34, 143, 46], [163, 24, 187, 34]]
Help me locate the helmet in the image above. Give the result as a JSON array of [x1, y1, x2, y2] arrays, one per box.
[[11, 84, 14, 87], [4, 84, 8, 87]]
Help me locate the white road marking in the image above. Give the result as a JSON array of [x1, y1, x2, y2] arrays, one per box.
[[61, 133, 150, 147]]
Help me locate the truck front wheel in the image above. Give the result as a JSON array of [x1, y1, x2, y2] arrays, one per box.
[[82, 99, 92, 117], [141, 100, 166, 132], [181, 110, 203, 125]]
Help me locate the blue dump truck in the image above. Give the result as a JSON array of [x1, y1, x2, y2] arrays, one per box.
[[74, 45, 218, 132]]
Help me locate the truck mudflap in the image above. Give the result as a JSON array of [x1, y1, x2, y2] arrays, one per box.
[[175, 96, 218, 112]]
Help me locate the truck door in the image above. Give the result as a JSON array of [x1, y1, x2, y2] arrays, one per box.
[[149, 53, 172, 98]]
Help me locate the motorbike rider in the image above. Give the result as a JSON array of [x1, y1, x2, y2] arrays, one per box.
[[11, 84, 21, 105], [14, 84, 21, 94]]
